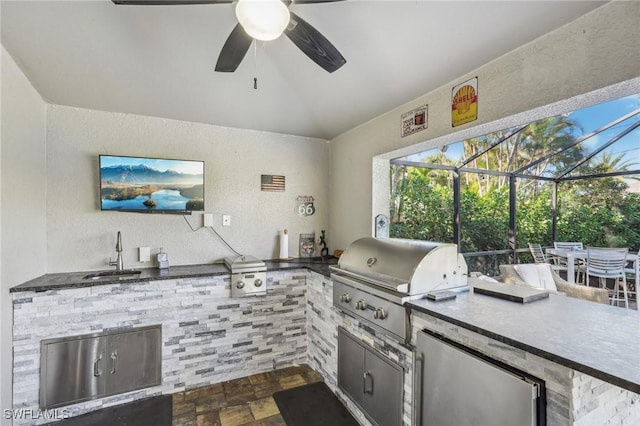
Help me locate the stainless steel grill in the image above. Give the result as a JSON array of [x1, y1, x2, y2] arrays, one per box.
[[224, 254, 267, 297], [331, 237, 468, 340]]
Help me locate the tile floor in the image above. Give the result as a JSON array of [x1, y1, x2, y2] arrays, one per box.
[[172, 364, 324, 426]]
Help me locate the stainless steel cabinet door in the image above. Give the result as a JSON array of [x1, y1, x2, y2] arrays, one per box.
[[105, 327, 162, 394], [363, 349, 403, 426], [338, 328, 366, 408], [40, 336, 105, 408], [338, 327, 404, 426]]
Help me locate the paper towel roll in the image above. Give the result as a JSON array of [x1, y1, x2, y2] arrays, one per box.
[[279, 229, 289, 259]]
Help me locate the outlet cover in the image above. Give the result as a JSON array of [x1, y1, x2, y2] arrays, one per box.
[[203, 213, 213, 227], [139, 247, 151, 263]]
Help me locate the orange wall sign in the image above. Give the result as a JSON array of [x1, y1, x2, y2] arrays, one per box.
[[452, 77, 478, 127]]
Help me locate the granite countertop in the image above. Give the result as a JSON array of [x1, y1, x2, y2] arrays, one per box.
[[11, 257, 338, 293], [408, 290, 640, 394]]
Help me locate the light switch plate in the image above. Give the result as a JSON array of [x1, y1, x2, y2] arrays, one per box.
[[222, 215, 231, 226]]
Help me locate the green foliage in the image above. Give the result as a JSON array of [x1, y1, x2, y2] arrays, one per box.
[[460, 186, 509, 252], [390, 167, 453, 242]]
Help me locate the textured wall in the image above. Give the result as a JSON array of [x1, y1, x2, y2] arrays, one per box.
[[1, 47, 47, 426], [12, 270, 307, 425], [328, 1, 640, 251], [45, 105, 329, 273]]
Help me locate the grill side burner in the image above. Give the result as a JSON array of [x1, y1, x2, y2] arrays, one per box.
[[224, 254, 267, 297], [331, 237, 468, 341]]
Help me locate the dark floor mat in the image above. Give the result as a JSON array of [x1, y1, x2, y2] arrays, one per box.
[[273, 382, 358, 426], [44, 395, 172, 426]]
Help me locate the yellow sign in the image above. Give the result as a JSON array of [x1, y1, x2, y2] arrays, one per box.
[[452, 77, 478, 127]]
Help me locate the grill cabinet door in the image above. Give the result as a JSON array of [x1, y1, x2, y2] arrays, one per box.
[[338, 327, 404, 426], [363, 349, 403, 426], [338, 328, 365, 408], [105, 327, 162, 395], [40, 336, 105, 408]]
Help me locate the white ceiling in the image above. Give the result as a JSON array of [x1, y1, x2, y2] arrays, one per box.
[[1, 0, 607, 140]]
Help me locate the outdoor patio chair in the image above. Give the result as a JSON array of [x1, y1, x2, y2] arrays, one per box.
[[553, 241, 587, 284], [623, 250, 639, 302], [528, 243, 565, 272], [498, 264, 609, 305], [528, 243, 548, 264], [586, 247, 630, 308]]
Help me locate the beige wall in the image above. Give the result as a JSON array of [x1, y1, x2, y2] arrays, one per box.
[[46, 105, 329, 272], [328, 1, 640, 251], [1, 47, 48, 424]]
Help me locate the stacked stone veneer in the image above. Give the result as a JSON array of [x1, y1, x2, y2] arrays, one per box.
[[306, 271, 414, 426], [12, 270, 307, 425], [411, 311, 640, 425]]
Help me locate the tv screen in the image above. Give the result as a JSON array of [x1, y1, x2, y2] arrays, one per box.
[[99, 155, 205, 212]]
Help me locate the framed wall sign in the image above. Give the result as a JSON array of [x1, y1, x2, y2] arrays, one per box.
[[452, 77, 478, 127], [401, 104, 428, 137]]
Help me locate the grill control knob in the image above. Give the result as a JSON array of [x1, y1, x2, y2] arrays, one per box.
[[236, 281, 245, 289], [340, 293, 352, 303], [374, 308, 388, 320], [254, 278, 263, 287], [355, 300, 368, 310]]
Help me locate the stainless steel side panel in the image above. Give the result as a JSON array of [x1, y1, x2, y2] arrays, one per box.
[[416, 330, 542, 426]]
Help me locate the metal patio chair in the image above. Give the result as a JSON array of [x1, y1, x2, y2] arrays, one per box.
[[528, 243, 565, 273], [586, 247, 630, 308], [553, 241, 586, 284]]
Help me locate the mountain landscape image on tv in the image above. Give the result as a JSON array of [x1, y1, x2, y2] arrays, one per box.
[[100, 155, 205, 212]]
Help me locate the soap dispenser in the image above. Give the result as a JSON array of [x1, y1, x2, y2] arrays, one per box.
[[157, 248, 169, 270]]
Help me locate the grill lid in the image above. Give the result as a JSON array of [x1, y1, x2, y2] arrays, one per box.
[[333, 237, 468, 295], [224, 254, 266, 273]]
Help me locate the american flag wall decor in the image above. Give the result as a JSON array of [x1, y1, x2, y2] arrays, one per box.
[[261, 175, 285, 192]]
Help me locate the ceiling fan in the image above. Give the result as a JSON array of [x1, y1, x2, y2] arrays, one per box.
[[112, 0, 347, 73]]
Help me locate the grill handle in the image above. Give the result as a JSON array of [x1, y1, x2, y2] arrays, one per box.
[[330, 266, 409, 293]]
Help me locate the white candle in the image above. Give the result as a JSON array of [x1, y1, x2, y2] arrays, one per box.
[[279, 229, 289, 259]]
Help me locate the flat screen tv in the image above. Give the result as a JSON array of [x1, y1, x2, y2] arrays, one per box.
[[99, 155, 205, 213]]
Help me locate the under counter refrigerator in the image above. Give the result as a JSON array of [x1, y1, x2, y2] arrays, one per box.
[[414, 329, 545, 426]]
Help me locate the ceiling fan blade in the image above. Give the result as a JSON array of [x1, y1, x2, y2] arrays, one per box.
[[284, 12, 346, 73], [215, 23, 253, 72], [112, 0, 232, 5], [291, 0, 345, 3]]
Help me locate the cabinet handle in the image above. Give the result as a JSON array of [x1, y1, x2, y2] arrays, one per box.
[[363, 370, 374, 394], [110, 351, 118, 374], [93, 354, 102, 377]]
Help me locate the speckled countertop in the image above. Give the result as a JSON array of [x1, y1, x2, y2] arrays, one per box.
[[408, 291, 640, 394], [10, 257, 338, 293]]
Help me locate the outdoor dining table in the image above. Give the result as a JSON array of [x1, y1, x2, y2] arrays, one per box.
[[546, 248, 639, 284]]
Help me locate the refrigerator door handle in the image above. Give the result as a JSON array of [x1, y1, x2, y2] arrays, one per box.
[[413, 352, 423, 426]]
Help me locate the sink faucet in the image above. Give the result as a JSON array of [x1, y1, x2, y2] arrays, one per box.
[[109, 231, 124, 271]]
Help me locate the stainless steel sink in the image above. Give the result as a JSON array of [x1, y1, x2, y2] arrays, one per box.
[[82, 270, 142, 280]]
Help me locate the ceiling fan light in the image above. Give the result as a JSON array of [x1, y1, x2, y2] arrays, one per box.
[[235, 0, 290, 41]]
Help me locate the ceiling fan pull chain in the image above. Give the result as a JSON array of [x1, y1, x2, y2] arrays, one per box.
[[253, 42, 258, 90]]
